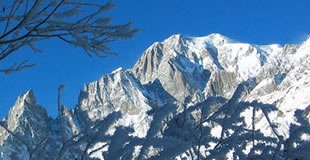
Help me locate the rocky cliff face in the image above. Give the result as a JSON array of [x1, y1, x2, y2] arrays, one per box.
[[0, 90, 49, 159], [1, 33, 310, 159]]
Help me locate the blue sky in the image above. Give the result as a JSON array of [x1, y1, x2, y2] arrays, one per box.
[[0, 0, 309, 118]]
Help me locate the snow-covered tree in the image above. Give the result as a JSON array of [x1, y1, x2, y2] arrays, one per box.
[[0, 0, 138, 74], [281, 110, 310, 160], [2, 82, 310, 159]]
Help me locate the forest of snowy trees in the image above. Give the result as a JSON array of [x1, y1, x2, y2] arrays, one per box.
[[1, 83, 310, 159]]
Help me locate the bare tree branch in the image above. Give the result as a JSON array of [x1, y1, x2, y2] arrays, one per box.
[[0, 60, 36, 74], [0, 0, 138, 74]]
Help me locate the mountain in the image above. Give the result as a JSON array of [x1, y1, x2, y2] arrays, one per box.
[[1, 33, 310, 159]]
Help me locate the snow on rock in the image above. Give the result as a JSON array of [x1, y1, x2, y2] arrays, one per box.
[[78, 68, 152, 137], [0, 89, 49, 160], [2, 33, 310, 159]]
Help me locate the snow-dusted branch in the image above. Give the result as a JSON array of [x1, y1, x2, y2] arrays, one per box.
[[0, 0, 138, 74]]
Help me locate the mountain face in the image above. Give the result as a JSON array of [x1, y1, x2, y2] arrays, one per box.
[[1, 33, 310, 159]]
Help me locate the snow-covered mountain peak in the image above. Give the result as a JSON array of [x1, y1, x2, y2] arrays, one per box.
[[163, 33, 237, 50], [2, 33, 310, 159], [25, 89, 36, 104], [133, 34, 286, 86], [258, 44, 283, 54], [163, 34, 183, 44], [305, 34, 310, 42], [15, 89, 36, 106], [2, 90, 48, 143], [111, 67, 124, 74], [298, 34, 310, 53], [6, 89, 44, 126], [194, 33, 238, 45], [281, 35, 310, 68], [162, 34, 186, 53], [8, 89, 47, 121]]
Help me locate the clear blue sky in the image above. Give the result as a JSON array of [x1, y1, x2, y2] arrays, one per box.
[[0, 0, 309, 118]]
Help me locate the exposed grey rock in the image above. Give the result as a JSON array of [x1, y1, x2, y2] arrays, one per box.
[[205, 70, 237, 98], [0, 90, 49, 159], [1, 33, 310, 159]]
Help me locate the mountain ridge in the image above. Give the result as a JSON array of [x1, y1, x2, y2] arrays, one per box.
[[1, 33, 310, 159]]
